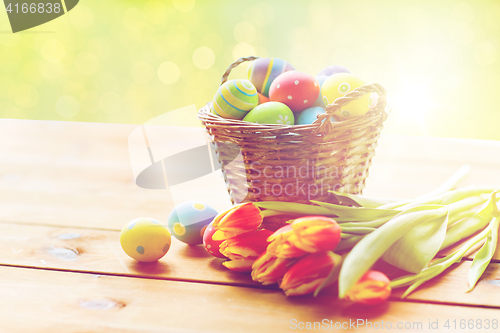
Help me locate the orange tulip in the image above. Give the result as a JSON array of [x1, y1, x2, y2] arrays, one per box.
[[220, 229, 273, 272], [212, 203, 263, 240], [344, 270, 391, 305], [251, 251, 297, 285], [280, 251, 342, 296], [266, 225, 309, 258], [289, 216, 341, 253]]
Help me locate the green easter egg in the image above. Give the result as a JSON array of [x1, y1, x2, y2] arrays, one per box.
[[243, 101, 294, 125]]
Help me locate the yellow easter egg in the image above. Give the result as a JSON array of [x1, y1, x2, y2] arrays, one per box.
[[120, 217, 171, 262], [321, 73, 371, 119]]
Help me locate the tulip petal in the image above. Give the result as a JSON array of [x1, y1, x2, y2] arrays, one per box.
[[252, 251, 297, 285], [220, 229, 273, 260], [345, 270, 391, 305], [223, 258, 256, 272], [280, 252, 341, 297]]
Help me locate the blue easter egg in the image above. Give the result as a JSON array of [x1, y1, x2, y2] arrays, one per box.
[[313, 75, 330, 106], [296, 106, 338, 125], [167, 201, 218, 245]]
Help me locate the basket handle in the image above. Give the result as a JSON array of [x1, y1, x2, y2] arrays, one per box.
[[315, 83, 388, 134], [220, 56, 260, 86]]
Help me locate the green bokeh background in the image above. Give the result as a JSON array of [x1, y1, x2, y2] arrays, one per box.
[[1, 0, 499, 140]]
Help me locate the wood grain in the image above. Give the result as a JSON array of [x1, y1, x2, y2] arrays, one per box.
[[0, 222, 258, 287], [1, 265, 499, 333], [2, 221, 500, 308], [0, 119, 499, 231]]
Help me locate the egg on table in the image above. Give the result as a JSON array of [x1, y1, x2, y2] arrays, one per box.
[[120, 217, 172, 262], [243, 101, 294, 125], [321, 73, 371, 120], [212, 79, 259, 120], [203, 222, 226, 258], [247, 58, 295, 97], [296, 106, 338, 125], [269, 71, 320, 113], [167, 201, 218, 245]]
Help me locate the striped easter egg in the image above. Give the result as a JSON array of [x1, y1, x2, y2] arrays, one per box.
[[212, 79, 259, 119], [247, 58, 295, 97]]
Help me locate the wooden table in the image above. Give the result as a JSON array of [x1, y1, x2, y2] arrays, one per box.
[[1, 119, 500, 332]]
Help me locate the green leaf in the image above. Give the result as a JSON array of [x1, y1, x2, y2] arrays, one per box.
[[382, 211, 449, 273], [310, 200, 399, 220], [467, 217, 500, 292], [328, 191, 401, 208], [340, 226, 376, 235], [338, 205, 448, 298], [254, 201, 337, 216], [440, 191, 499, 250]]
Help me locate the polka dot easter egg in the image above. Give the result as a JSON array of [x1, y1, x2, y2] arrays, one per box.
[[321, 73, 371, 120], [247, 58, 295, 97], [212, 79, 259, 120], [167, 201, 218, 245], [269, 71, 320, 113], [203, 222, 226, 258], [296, 106, 338, 125], [120, 217, 171, 262], [243, 101, 294, 125]]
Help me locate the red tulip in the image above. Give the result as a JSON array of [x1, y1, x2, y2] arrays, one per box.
[[289, 216, 341, 253], [251, 251, 297, 285], [280, 251, 342, 296], [219, 229, 273, 272], [212, 203, 263, 240], [344, 270, 391, 305]]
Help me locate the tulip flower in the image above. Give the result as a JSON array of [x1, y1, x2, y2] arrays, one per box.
[[289, 216, 341, 253], [280, 251, 342, 296], [344, 270, 391, 305], [267, 225, 309, 258], [212, 203, 263, 241], [266, 216, 341, 258], [220, 229, 273, 272], [251, 251, 298, 285]]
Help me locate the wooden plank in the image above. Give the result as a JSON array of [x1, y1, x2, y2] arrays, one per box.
[[391, 260, 500, 308], [3, 222, 500, 308], [0, 222, 258, 287], [1, 265, 499, 333], [1, 119, 500, 231]]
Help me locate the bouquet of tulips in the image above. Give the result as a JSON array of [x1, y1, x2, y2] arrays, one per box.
[[210, 165, 500, 305]]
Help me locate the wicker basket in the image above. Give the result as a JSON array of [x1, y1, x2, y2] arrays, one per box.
[[198, 56, 389, 205]]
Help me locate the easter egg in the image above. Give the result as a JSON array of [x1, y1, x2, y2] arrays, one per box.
[[120, 217, 171, 262], [167, 201, 218, 245], [258, 92, 270, 105], [296, 106, 338, 125], [317, 65, 350, 77], [243, 101, 294, 125], [313, 75, 330, 107], [203, 222, 226, 258], [321, 73, 371, 120], [212, 79, 259, 120], [269, 71, 320, 113], [247, 58, 295, 97]]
